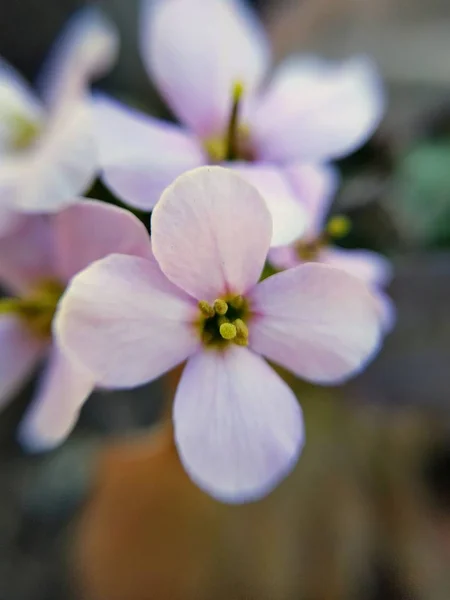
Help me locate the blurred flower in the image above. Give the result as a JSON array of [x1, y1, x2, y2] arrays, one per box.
[[55, 167, 382, 503], [0, 200, 151, 450], [269, 164, 395, 332], [93, 0, 384, 247], [0, 8, 119, 235]]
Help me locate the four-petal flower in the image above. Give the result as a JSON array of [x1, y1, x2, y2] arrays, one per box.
[[56, 167, 382, 502]]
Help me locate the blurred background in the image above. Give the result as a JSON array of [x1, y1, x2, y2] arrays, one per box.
[[0, 0, 450, 599]]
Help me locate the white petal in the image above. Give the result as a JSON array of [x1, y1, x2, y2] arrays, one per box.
[[94, 95, 204, 210], [174, 345, 304, 503], [249, 263, 382, 384], [142, 0, 269, 137], [250, 56, 385, 162], [55, 254, 199, 388], [18, 344, 95, 451], [229, 163, 308, 246], [152, 166, 272, 300], [0, 316, 46, 410], [38, 7, 119, 107]]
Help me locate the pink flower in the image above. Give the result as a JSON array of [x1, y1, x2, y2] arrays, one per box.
[[0, 8, 118, 235], [0, 200, 151, 451], [93, 0, 384, 247], [269, 164, 395, 331], [55, 167, 382, 503]]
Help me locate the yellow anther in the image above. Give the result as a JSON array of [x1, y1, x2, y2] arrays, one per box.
[[234, 336, 249, 346], [219, 322, 237, 340], [198, 300, 215, 318], [326, 215, 351, 239], [233, 318, 248, 340], [230, 295, 244, 310], [213, 299, 228, 315]]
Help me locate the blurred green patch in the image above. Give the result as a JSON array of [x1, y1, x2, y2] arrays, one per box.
[[393, 141, 450, 247]]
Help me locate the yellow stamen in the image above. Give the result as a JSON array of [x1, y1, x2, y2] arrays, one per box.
[[230, 295, 244, 310], [219, 322, 237, 340], [213, 299, 228, 315], [234, 318, 248, 339], [0, 279, 63, 338], [326, 215, 351, 239], [198, 300, 215, 318]]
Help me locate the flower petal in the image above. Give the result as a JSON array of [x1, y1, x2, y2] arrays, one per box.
[[249, 263, 382, 384], [55, 254, 199, 388], [94, 95, 204, 210], [53, 199, 152, 282], [229, 163, 308, 246], [174, 345, 304, 503], [373, 290, 396, 334], [38, 7, 119, 107], [0, 215, 55, 294], [0, 316, 46, 411], [152, 166, 272, 300], [319, 247, 393, 287], [12, 100, 97, 213], [142, 0, 269, 137], [250, 56, 385, 162], [0, 59, 44, 153], [18, 344, 95, 452], [287, 162, 340, 238]]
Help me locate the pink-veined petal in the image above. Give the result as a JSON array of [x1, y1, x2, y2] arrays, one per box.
[[11, 100, 97, 213], [53, 199, 152, 282], [250, 56, 385, 163], [0, 316, 46, 411], [249, 263, 382, 384], [0, 214, 55, 294], [228, 162, 308, 247], [152, 166, 272, 300], [174, 345, 304, 503], [94, 95, 204, 210], [38, 7, 119, 107], [55, 254, 199, 388], [0, 58, 44, 154], [18, 343, 95, 452], [287, 162, 340, 238], [319, 247, 393, 287], [142, 0, 269, 137]]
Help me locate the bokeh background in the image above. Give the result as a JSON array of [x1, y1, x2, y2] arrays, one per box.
[[1, 0, 450, 599]]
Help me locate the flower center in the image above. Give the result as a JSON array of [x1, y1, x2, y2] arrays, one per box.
[[0, 279, 64, 338], [204, 82, 254, 163], [197, 295, 250, 348], [296, 215, 352, 262], [9, 114, 41, 151]]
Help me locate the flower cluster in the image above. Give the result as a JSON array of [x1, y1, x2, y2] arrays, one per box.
[[0, 0, 393, 503]]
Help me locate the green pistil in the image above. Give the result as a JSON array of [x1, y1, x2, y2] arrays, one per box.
[[204, 81, 247, 162], [0, 279, 64, 338], [225, 81, 244, 161], [198, 296, 250, 348]]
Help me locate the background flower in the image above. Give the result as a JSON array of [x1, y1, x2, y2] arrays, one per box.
[[0, 200, 151, 451], [0, 7, 118, 235], [93, 0, 384, 247]]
